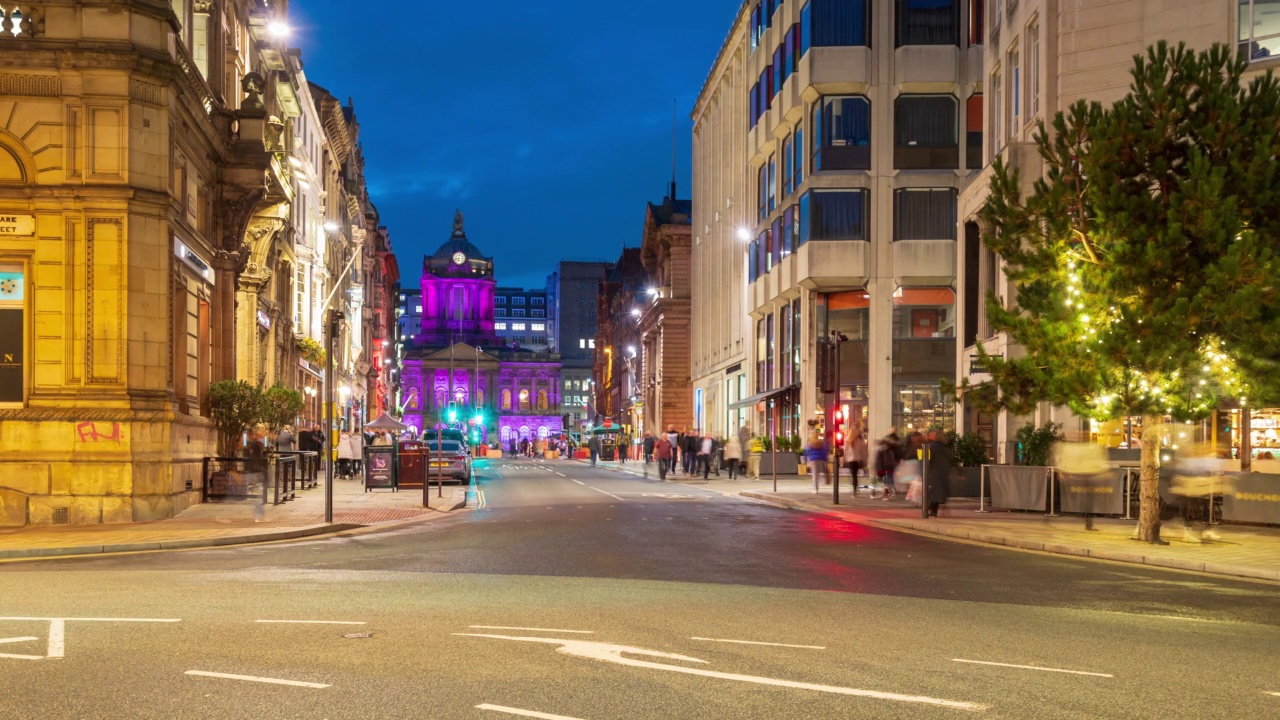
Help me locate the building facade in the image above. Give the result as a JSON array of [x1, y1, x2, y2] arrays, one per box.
[[954, 0, 1244, 461], [551, 260, 613, 432], [638, 194, 695, 436], [400, 214, 563, 447], [495, 287, 551, 351], [592, 248, 647, 436], [694, 0, 984, 446]]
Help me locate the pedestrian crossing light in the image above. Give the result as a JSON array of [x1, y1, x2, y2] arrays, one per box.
[[447, 406, 458, 423], [832, 408, 845, 447]]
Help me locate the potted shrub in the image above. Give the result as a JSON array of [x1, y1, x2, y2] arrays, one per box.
[[1015, 421, 1064, 467], [207, 380, 266, 457], [297, 336, 326, 366], [950, 432, 990, 497], [263, 382, 305, 445]]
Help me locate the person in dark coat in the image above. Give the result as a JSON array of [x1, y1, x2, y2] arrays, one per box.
[[587, 434, 600, 466], [923, 431, 952, 517], [642, 434, 655, 464]]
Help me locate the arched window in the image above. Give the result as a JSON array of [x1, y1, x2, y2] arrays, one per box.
[[476, 388, 485, 407], [501, 389, 512, 411], [519, 389, 531, 412], [536, 390, 549, 411]]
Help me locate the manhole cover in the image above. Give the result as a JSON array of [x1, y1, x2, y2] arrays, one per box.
[[342, 632, 374, 639]]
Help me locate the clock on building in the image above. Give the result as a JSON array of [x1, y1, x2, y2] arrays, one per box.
[[452, 251, 466, 265]]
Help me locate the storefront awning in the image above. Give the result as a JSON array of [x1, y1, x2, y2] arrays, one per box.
[[728, 384, 799, 410]]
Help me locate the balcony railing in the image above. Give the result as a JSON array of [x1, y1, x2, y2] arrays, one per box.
[[2, 5, 43, 37]]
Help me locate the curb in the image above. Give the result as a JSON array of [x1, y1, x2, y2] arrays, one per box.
[[738, 491, 1280, 583], [0, 523, 364, 561]]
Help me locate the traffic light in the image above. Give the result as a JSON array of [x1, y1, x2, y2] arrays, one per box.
[[473, 409, 484, 425], [447, 405, 458, 423], [832, 407, 846, 448]]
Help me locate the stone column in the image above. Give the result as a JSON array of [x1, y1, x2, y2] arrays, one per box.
[[212, 250, 240, 383]]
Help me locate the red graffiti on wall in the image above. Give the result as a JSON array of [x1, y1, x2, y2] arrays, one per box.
[[75, 421, 122, 444]]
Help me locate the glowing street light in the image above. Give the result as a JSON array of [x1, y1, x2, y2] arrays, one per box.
[[323, 220, 340, 232], [736, 227, 752, 241], [268, 21, 290, 39]]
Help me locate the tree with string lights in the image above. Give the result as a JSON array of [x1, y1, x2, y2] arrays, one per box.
[[970, 42, 1280, 543]]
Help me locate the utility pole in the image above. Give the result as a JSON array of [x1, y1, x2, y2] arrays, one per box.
[[325, 309, 344, 524]]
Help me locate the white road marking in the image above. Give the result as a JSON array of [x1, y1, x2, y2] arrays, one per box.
[[951, 659, 1112, 678], [458, 634, 986, 712], [0, 617, 180, 660], [254, 620, 366, 625], [476, 704, 586, 719], [580, 484, 625, 501], [570, 479, 585, 485], [469, 625, 593, 634], [0, 652, 43, 660], [0, 636, 39, 644], [690, 637, 825, 650], [46, 619, 64, 658], [1265, 691, 1280, 697], [184, 670, 330, 688]]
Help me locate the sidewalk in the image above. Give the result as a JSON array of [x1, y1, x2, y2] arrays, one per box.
[[0, 475, 469, 561], [588, 459, 1280, 582]]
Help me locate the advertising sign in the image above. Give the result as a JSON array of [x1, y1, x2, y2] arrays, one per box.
[[364, 446, 397, 491], [1057, 470, 1126, 515], [1221, 472, 1280, 525]]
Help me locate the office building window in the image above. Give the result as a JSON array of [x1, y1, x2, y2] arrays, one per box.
[[495, 296, 506, 304], [1028, 22, 1039, 115], [896, 0, 959, 47], [793, 125, 804, 186], [894, 94, 958, 169], [808, 0, 870, 47], [782, 205, 797, 256], [782, 136, 793, 195], [803, 189, 869, 241], [513, 309, 526, 317], [893, 189, 957, 240], [991, 69, 1003, 155], [813, 96, 871, 170], [414, 305, 422, 313], [532, 323, 545, 331], [758, 163, 768, 221], [579, 339, 586, 349], [969, 0, 984, 45], [771, 217, 783, 267], [800, 2, 811, 54], [589, 339, 595, 348], [966, 94, 983, 169], [1240, 0, 1280, 60], [513, 296, 526, 305], [1008, 45, 1020, 129], [532, 309, 545, 317], [512, 323, 526, 331], [532, 297, 545, 305], [751, 2, 764, 49], [774, 45, 786, 95], [767, 154, 777, 212], [750, 81, 761, 127], [495, 322, 507, 330], [786, 24, 800, 75]]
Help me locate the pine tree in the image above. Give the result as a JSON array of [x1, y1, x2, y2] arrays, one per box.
[[973, 42, 1280, 543]]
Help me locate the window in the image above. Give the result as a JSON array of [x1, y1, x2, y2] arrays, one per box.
[[495, 296, 506, 304], [293, 265, 306, 329], [513, 296, 526, 305], [800, 2, 811, 55], [893, 189, 957, 240], [757, 164, 768, 221], [1239, 0, 1280, 60], [760, 66, 773, 115], [579, 339, 586, 349], [1028, 22, 1039, 115], [991, 69, 1002, 155], [813, 96, 871, 170], [966, 94, 983, 169], [786, 24, 800, 76], [749, 237, 760, 281], [767, 154, 777, 212], [589, 339, 595, 348], [532, 323, 545, 331], [774, 45, 785, 96], [756, 318, 767, 392], [495, 307, 507, 317], [513, 308, 526, 317], [495, 322, 507, 330], [781, 135, 793, 196], [750, 81, 760, 127], [969, 0, 984, 45], [781, 205, 797, 256], [1008, 45, 1020, 130], [896, 0, 959, 46], [894, 95, 958, 169], [808, 0, 870, 47], [771, 217, 783, 266], [793, 125, 804, 186], [893, 287, 956, 338], [803, 190, 869, 241], [532, 297, 545, 305], [414, 304, 422, 313], [532, 309, 545, 317], [751, 2, 764, 49]]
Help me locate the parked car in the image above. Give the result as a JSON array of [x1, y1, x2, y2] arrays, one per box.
[[424, 440, 471, 483]]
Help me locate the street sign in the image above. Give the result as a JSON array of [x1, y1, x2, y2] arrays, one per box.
[[364, 446, 397, 491]]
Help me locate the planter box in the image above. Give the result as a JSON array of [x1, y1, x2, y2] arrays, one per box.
[[759, 453, 799, 475], [950, 466, 985, 498]]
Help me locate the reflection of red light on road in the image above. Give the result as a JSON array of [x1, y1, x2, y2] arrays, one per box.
[[806, 515, 876, 543]]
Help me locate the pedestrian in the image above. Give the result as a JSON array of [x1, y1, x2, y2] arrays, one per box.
[[655, 434, 672, 480], [665, 426, 680, 473], [276, 424, 296, 453], [349, 427, 364, 475], [587, 434, 600, 466], [337, 430, 354, 478], [805, 433, 829, 493], [684, 430, 700, 475], [374, 431, 392, 446], [843, 429, 867, 497], [699, 434, 714, 479], [875, 436, 897, 499], [619, 433, 629, 464], [642, 433, 655, 464], [737, 424, 751, 450], [923, 431, 951, 517], [724, 434, 742, 480], [747, 435, 763, 479]]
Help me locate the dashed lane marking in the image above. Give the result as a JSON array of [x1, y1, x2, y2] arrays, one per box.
[[476, 704, 586, 719], [184, 670, 330, 689], [0, 636, 39, 645], [0, 617, 180, 660], [459, 634, 987, 712], [255, 620, 366, 625], [690, 637, 825, 650], [951, 659, 1113, 678], [469, 625, 593, 634]]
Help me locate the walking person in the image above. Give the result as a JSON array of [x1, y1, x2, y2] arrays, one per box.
[[875, 435, 898, 499], [587, 433, 600, 466], [923, 431, 951, 517], [276, 424, 296, 453], [642, 433, 655, 464], [685, 431, 700, 475], [347, 429, 364, 477], [665, 426, 680, 474], [747, 435, 763, 479], [699, 433, 714, 479], [655, 434, 672, 480], [337, 430, 354, 479], [805, 433, 830, 493], [844, 429, 867, 497], [724, 434, 742, 480]]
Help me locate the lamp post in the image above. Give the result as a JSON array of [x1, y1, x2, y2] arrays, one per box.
[[324, 309, 345, 524]]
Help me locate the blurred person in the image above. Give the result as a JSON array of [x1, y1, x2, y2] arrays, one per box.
[[1168, 441, 1232, 543], [923, 430, 952, 517], [805, 433, 829, 493], [276, 424, 296, 453], [1054, 434, 1110, 531], [337, 430, 354, 478], [747, 435, 763, 479], [699, 433, 714, 479], [724, 433, 743, 480], [655, 433, 673, 480], [642, 433, 655, 464], [844, 429, 868, 497]]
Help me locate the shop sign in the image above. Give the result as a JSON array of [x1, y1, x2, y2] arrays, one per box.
[[1252, 417, 1276, 429], [968, 354, 991, 376], [0, 214, 35, 236], [257, 310, 271, 329]]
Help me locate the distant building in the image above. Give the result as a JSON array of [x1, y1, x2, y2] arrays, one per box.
[[400, 213, 563, 446], [639, 191, 693, 435], [550, 260, 614, 432], [397, 288, 422, 343], [592, 248, 647, 437], [494, 287, 551, 351]]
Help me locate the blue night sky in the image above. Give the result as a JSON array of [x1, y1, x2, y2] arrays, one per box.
[[290, 0, 741, 290]]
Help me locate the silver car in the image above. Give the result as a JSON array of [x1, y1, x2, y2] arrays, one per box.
[[424, 440, 471, 483]]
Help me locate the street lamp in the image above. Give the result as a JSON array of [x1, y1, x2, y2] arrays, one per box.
[[268, 21, 290, 38], [737, 227, 753, 241]]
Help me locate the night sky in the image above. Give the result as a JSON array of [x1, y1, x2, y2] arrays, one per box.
[[290, 0, 741, 290]]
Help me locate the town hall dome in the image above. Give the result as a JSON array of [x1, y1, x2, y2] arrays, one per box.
[[425, 210, 494, 278]]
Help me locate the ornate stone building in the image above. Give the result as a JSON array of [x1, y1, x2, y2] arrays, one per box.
[[639, 190, 694, 435], [400, 214, 563, 448], [592, 248, 646, 435]]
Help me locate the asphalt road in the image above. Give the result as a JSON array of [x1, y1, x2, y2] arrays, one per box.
[[2, 459, 1278, 720]]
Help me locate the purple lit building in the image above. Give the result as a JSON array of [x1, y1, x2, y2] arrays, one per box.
[[399, 212, 563, 447]]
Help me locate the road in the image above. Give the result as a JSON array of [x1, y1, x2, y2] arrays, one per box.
[[2, 459, 1278, 719]]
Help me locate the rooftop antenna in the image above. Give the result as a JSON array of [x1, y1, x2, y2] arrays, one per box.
[[669, 98, 678, 200]]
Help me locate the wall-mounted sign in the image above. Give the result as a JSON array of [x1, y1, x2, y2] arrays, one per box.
[[968, 354, 991, 376], [0, 214, 35, 237], [0, 308, 22, 404], [257, 310, 271, 329]]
